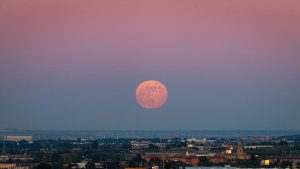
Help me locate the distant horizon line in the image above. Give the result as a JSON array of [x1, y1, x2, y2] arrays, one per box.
[[1, 129, 300, 132]]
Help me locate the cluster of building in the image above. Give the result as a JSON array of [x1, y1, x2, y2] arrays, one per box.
[[0, 164, 29, 169], [0, 134, 299, 169]]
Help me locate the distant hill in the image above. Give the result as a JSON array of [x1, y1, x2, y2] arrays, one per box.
[[1, 129, 300, 139]]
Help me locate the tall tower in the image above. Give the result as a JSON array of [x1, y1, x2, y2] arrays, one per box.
[[2, 136, 6, 155], [236, 140, 246, 159]]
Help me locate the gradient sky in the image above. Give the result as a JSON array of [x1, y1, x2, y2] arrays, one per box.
[[0, 0, 299, 130]]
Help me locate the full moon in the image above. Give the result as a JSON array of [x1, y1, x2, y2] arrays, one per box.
[[136, 80, 168, 109]]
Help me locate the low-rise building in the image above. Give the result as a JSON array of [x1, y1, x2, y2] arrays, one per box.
[[143, 153, 199, 166], [0, 164, 16, 169], [4, 136, 32, 142]]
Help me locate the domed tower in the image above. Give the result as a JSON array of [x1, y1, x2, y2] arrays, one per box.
[[236, 140, 249, 159]]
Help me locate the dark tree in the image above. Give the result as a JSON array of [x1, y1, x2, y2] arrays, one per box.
[[198, 157, 211, 166], [148, 158, 163, 168], [165, 161, 186, 169], [51, 163, 64, 169], [103, 160, 121, 169], [127, 154, 146, 167], [248, 155, 259, 167], [92, 141, 99, 149], [35, 163, 52, 169], [86, 162, 96, 169], [280, 161, 291, 168], [65, 163, 79, 169], [51, 152, 62, 162]]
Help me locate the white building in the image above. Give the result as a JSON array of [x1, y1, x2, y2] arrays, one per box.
[[4, 136, 32, 142]]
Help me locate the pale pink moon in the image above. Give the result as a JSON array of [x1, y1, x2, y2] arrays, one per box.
[[136, 80, 168, 109]]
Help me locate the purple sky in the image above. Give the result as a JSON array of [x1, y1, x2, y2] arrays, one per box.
[[0, 1, 299, 130]]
